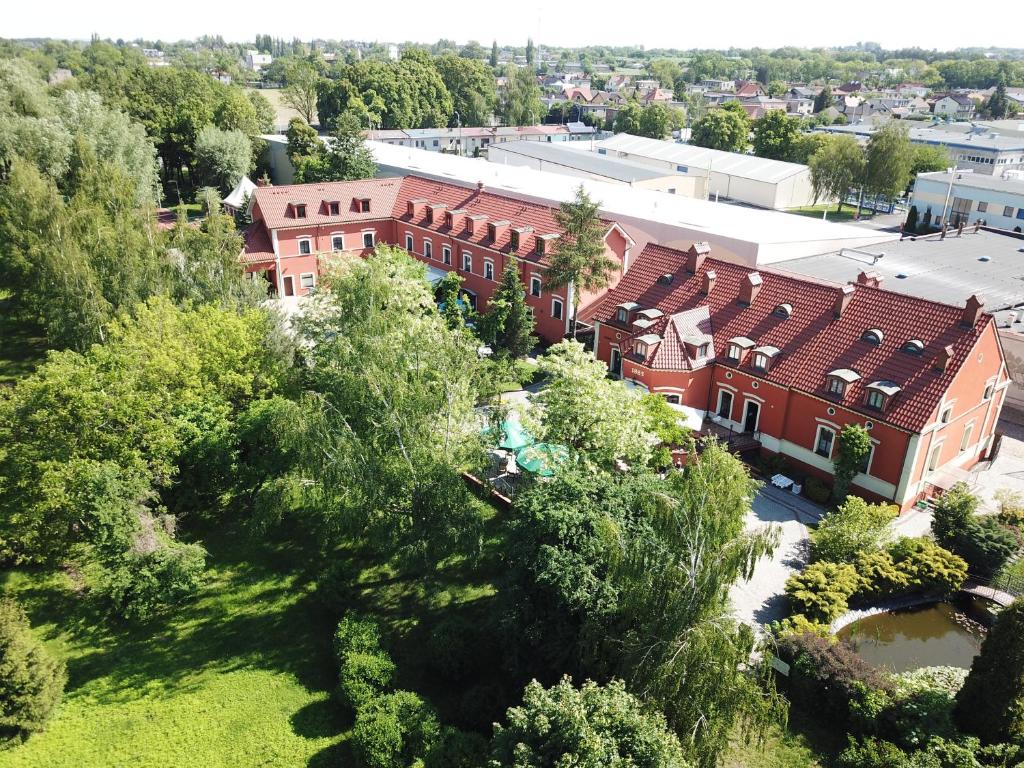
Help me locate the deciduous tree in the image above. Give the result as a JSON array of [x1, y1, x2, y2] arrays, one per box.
[[690, 103, 750, 152], [752, 109, 800, 161], [808, 135, 865, 211]]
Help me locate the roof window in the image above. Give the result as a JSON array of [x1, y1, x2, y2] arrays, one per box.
[[902, 339, 925, 355], [774, 303, 793, 319], [862, 328, 884, 346]]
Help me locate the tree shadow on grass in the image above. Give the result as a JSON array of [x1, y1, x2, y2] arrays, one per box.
[[290, 697, 343, 740], [307, 739, 350, 768]]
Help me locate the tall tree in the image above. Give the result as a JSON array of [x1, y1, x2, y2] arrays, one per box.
[[613, 101, 643, 134], [282, 58, 320, 124], [864, 121, 913, 199], [322, 111, 377, 181], [955, 599, 1024, 744], [690, 103, 750, 152], [987, 75, 1009, 119], [433, 54, 497, 127], [638, 103, 674, 139], [480, 259, 536, 359], [525, 39, 535, 66], [0, 598, 67, 741], [832, 423, 872, 503], [751, 109, 800, 161], [498, 65, 544, 126], [813, 84, 834, 113], [490, 40, 499, 69], [193, 125, 252, 193], [808, 135, 865, 212], [545, 185, 616, 338]]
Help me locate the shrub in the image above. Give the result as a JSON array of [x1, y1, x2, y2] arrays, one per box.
[[886, 538, 968, 596], [885, 667, 967, 749], [0, 598, 67, 743], [785, 561, 860, 623], [995, 488, 1024, 527], [772, 613, 832, 639], [334, 614, 384, 662], [426, 615, 479, 683], [804, 476, 831, 505], [338, 651, 396, 712], [423, 727, 490, 768], [316, 558, 360, 612], [837, 738, 914, 768], [811, 496, 895, 564], [778, 632, 891, 729], [759, 452, 791, 478], [99, 540, 207, 621], [933, 482, 1019, 577], [351, 690, 441, 768]]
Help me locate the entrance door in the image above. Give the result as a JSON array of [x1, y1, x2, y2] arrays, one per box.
[[610, 349, 622, 377], [283, 275, 295, 297], [743, 401, 760, 432], [717, 390, 733, 419]]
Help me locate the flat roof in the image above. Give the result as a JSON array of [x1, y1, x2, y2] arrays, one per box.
[[916, 170, 1024, 197], [487, 140, 670, 182], [361, 139, 896, 262], [595, 133, 810, 184], [773, 229, 1024, 320], [818, 123, 1024, 152]]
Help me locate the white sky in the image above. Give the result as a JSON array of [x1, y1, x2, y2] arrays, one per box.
[[4, 0, 1018, 52]]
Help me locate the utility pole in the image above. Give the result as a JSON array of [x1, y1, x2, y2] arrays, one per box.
[[453, 110, 462, 156], [940, 165, 959, 228]]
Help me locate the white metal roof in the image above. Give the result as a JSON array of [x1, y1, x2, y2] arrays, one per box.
[[595, 133, 811, 184], [361, 140, 897, 261]]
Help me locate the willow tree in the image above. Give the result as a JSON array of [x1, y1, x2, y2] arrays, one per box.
[[290, 246, 485, 565]]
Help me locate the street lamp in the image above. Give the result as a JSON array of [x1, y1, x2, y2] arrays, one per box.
[[452, 110, 462, 156]]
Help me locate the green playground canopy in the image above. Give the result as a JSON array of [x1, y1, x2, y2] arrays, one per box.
[[497, 419, 533, 451], [516, 443, 569, 477]]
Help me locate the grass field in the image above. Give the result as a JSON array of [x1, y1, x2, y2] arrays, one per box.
[[723, 707, 842, 768], [0, 294, 46, 384], [784, 204, 865, 224], [0, 503, 504, 768], [247, 88, 315, 129]]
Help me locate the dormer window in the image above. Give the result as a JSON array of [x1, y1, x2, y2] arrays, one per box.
[[865, 380, 901, 411], [902, 339, 924, 355], [293, 203, 307, 218], [615, 301, 640, 325], [510, 230, 520, 251], [445, 212, 453, 228], [862, 328, 884, 346], [657, 273, 674, 285], [635, 342, 648, 357], [774, 303, 793, 319], [633, 334, 661, 359], [488, 223, 497, 241], [751, 345, 780, 371], [728, 344, 741, 360], [617, 308, 628, 323], [328, 201, 340, 216], [696, 343, 709, 358], [726, 336, 755, 362], [826, 368, 860, 398], [356, 198, 370, 213]]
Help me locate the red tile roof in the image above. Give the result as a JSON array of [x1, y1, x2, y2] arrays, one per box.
[[251, 178, 403, 230], [241, 223, 275, 264], [593, 243, 991, 433], [393, 176, 610, 265]]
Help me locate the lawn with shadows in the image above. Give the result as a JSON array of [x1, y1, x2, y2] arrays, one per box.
[[0, 500, 507, 767]]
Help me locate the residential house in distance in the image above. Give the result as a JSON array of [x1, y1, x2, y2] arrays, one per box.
[[588, 242, 1007, 512], [699, 78, 735, 92], [911, 170, 1024, 230], [897, 83, 930, 98], [363, 124, 596, 157], [734, 80, 765, 99], [934, 93, 977, 121], [241, 175, 635, 344], [245, 51, 273, 71], [738, 96, 790, 120]]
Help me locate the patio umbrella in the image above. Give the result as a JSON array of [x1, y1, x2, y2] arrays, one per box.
[[499, 419, 534, 451], [516, 443, 569, 477]]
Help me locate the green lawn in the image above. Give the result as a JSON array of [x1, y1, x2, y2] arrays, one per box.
[[724, 707, 841, 768], [0, 295, 47, 384], [784, 204, 865, 224], [0, 502, 504, 767]]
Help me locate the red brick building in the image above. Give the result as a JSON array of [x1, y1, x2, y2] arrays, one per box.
[[589, 243, 1008, 511], [242, 176, 635, 343]]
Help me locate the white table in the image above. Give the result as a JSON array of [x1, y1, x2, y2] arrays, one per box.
[[771, 473, 794, 490]]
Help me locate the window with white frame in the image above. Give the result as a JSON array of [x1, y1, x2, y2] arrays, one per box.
[[484, 260, 494, 280], [362, 231, 374, 248], [300, 272, 315, 289], [859, 444, 874, 474], [752, 352, 768, 370], [328, 201, 340, 216], [940, 404, 953, 424], [814, 426, 835, 458], [462, 252, 472, 272], [298, 238, 312, 255], [866, 389, 886, 410], [442, 245, 451, 264], [696, 342, 709, 358], [727, 343, 741, 360], [927, 443, 943, 472], [828, 378, 846, 396], [960, 423, 974, 452], [530, 276, 542, 297], [424, 241, 432, 259], [616, 308, 628, 323], [983, 381, 995, 400], [405, 233, 414, 251], [331, 234, 344, 251], [552, 298, 564, 320]]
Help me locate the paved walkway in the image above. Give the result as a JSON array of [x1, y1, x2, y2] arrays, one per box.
[[729, 486, 821, 632]]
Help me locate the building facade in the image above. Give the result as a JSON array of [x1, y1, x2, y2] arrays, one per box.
[[588, 242, 1007, 511], [911, 170, 1024, 231], [242, 175, 635, 344]]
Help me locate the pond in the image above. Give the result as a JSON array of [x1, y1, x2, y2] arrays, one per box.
[[837, 600, 988, 673]]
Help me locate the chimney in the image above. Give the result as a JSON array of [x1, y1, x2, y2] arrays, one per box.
[[407, 198, 427, 218], [702, 270, 716, 296], [685, 241, 711, 273], [857, 270, 884, 289], [833, 284, 855, 317], [738, 272, 762, 306], [477, 181, 485, 193], [468, 214, 488, 237], [447, 208, 466, 231], [961, 294, 985, 327], [933, 344, 955, 373]]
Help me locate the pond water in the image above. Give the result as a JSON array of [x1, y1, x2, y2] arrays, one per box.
[[837, 601, 987, 673]]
